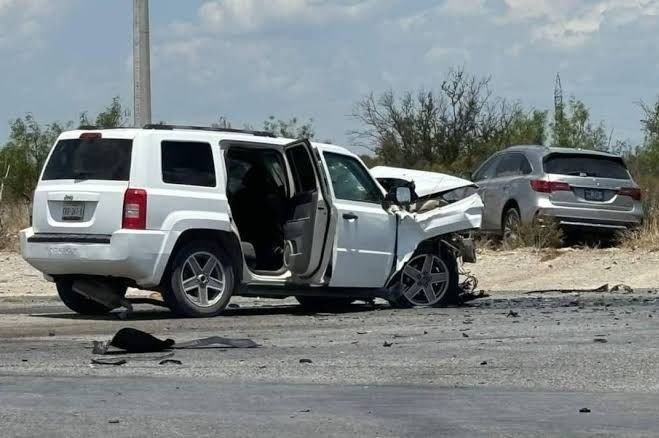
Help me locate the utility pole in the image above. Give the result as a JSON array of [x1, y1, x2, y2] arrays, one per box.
[[133, 0, 152, 128]]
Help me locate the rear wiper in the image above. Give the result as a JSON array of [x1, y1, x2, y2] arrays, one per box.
[[565, 171, 591, 177], [72, 171, 95, 180]]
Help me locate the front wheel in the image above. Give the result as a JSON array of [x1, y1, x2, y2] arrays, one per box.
[[388, 251, 459, 308], [163, 241, 235, 317]]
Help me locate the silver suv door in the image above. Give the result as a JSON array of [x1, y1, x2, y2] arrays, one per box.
[[473, 154, 502, 231], [487, 152, 533, 230]]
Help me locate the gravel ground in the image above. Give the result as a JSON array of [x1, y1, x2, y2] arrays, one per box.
[[3, 247, 658, 297]]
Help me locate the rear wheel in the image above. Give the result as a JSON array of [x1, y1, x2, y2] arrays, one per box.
[[295, 296, 356, 312], [502, 207, 522, 246], [56, 279, 123, 315], [389, 251, 459, 308], [163, 241, 235, 317]]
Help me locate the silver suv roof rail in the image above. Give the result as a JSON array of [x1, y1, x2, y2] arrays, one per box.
[[142, 124, 276, 138]]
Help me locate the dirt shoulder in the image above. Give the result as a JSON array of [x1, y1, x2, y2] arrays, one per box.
[[469, 247, 659, 292], [1, 247, 658, 297]]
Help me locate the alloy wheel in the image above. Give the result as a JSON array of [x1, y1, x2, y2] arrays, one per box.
[[400, 254, 450, 306], [179, 251, 226, 307]]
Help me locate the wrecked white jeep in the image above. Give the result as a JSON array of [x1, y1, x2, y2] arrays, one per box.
[[20, 126, 483, 317]]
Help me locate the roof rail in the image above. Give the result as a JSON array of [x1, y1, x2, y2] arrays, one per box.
[[142, 124, 276, 138]]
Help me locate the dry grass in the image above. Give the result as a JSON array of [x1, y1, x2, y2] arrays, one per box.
[[0, 202, 29, 251], [619, 174, 659, 251], [503, 218, 564, 250]]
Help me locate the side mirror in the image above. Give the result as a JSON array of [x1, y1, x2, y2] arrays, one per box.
[[395, 187, 411, 205], [385, 186, 411, 207], [461, 171, 474, 181]]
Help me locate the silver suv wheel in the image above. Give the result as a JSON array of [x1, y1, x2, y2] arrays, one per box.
[[180, 251, 226, 307]]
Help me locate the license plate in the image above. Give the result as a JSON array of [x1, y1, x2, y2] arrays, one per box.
[[584, 189, 604, 201], [62, 202, 85, 221]]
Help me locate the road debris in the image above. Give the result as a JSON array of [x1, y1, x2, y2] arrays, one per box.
[[506, 310, 520, 318], [593, 338, 608, 343], [525, 284, 609, 295], [108, 419, 120, 424], [299, 358, 313, 364], [383, 341, 393, 347], [159, 359, 183, 365], [480, 361, 488, 366], [579, 408, 591, 413], [91, 358, 127, 366]]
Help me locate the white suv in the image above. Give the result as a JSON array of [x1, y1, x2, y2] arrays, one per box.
[[20, 125, 483, 317]]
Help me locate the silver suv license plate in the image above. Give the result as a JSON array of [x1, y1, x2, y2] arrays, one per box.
[[584, 189, 604, 201], [62, 201, 85, 221]]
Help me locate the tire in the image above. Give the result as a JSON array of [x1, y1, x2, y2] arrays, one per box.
[[502, 207, 522, 246], [56, 279, 123, 315], [388, 250, 459, 308], [163, 240, 235, 317], [295, 296, 356, 312]]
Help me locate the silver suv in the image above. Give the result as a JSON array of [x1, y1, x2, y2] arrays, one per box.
[[472, 145, 643, 239]]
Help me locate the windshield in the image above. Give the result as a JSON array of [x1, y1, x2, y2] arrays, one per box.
[[543, 154, 630, 180], [42, 138, 133, 181]]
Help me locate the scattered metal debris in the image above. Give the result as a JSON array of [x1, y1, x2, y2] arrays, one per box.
[[525, 284, 610, 295], [91, 358, 127, 366]]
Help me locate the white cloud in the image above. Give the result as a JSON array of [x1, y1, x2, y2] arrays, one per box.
[[0, 0, 68, 49], [500, 0, 659, 49], [197, 0, 378, 33], [439, 0, 488, 17]]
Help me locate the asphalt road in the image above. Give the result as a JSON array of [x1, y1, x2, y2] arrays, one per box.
[[1, 291, 659, 437]]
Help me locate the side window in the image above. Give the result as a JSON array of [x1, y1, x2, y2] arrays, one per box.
[[495, 154, 520, 178], [285, 145, 317, 193], [324, 152, 383, 204], [520, 155, 532, 175], [161, 141, 216, 187], [496, 153, 531, 178], [473, 155, 501, 181]]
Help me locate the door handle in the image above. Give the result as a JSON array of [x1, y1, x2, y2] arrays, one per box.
[[343, 212, 358, 220]]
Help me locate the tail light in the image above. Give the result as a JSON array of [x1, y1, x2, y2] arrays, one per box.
[[122, 189, 147, 229], [530, 180, 571, 193], [618, 187, 642, 201]]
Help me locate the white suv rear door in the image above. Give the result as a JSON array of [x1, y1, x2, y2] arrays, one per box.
[[33, 133, 133, 236]]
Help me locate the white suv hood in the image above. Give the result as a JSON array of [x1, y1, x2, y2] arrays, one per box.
[[370, 166, 475, 197], [369, 166, 483, 270]]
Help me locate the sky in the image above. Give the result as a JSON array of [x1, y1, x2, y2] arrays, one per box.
[[0, 0, 658, 153]]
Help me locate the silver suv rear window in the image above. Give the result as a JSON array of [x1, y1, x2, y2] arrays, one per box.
[[42, 138, 133, 181], [543, 154, 630, 180]]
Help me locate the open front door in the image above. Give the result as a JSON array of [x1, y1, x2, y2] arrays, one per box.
[[282, 139, 329, 278]]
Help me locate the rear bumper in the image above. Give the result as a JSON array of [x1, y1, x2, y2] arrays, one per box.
[[19, 228, 169, 287], [533, 200, 643, 231]]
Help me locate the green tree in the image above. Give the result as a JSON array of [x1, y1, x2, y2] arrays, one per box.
[[79, 96, 130, 129], [0, 115, 70, 203], [352, 67, 547, 173], [262, 116, 315, 139], [550, 96, 608, 150]]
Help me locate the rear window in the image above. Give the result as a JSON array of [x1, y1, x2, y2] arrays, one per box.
[[544, 154, 630, 180], [42, 138, 132, 181], [161, 141, 216, 187]]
